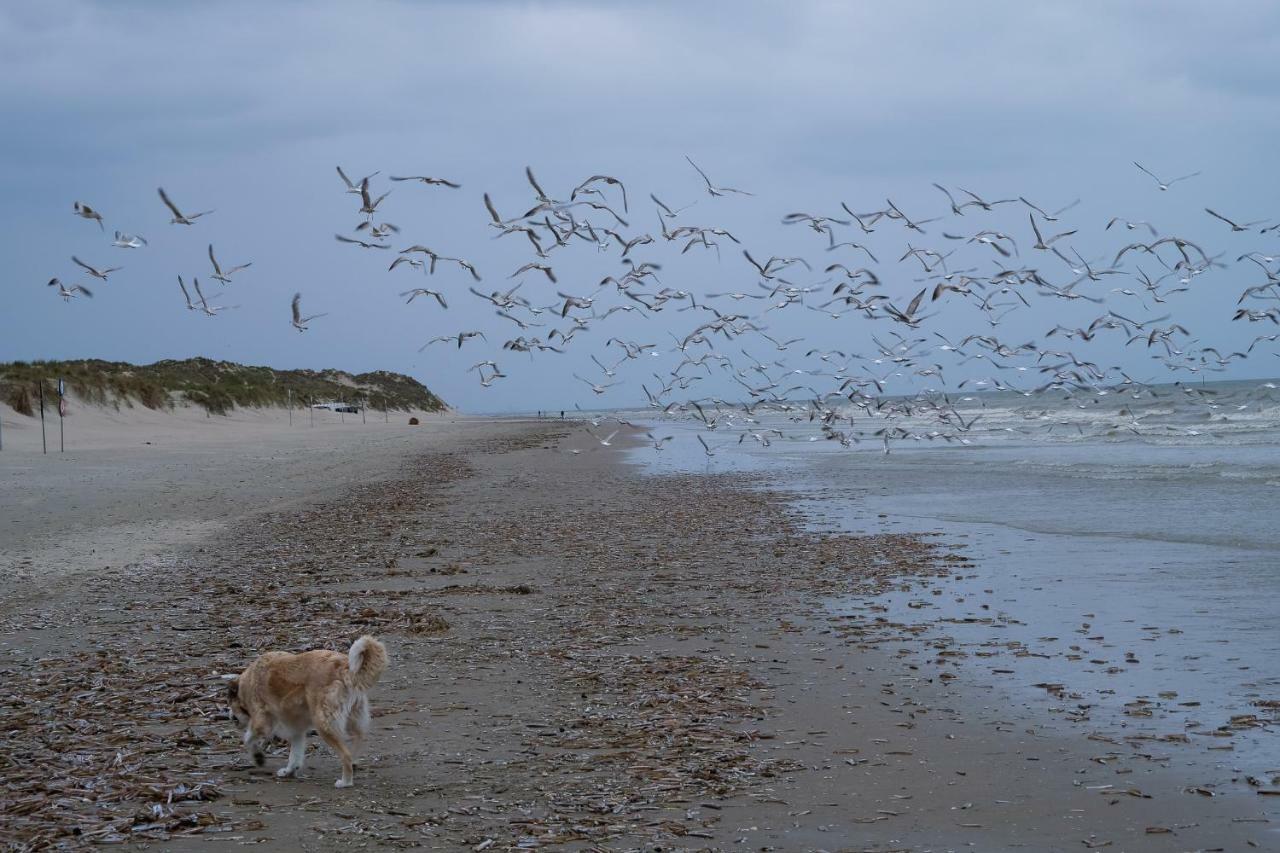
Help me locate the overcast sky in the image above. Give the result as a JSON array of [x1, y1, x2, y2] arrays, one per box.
[[3, 2, 1278, 412]]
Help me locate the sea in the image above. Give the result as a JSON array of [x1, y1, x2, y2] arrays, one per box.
[[616, 377, 1280, 774]]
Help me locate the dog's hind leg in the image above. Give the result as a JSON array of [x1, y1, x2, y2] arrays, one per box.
[[346, 694, 371, 753], [316, 724, 355, 788], [277, 734, 307, 778]]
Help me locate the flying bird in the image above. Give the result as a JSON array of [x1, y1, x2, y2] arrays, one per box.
[[112, 231, 147, 249], [1133, 161, 1200, 191], [336, 166, 380, 193], [291, 292, 327, 331], [685, 156, 753, 197], [400, 288, 448, 308], [208, 244, 252, 284], [73, 201, 104, 229], [48, 278, 92, 301], [71, 256, 121, 280], [389, 174, 460, 188], [1204, 208, 1266, 233], [157, 187, 213, 224]]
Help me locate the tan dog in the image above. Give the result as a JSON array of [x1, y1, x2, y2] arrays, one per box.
[[226, 635, 387, 788]]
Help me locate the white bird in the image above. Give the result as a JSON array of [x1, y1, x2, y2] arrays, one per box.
[[685, 156, 753, 197], [1105, 218, 1156, 237], [1133, 161, 1200, 191], [574, 374, 617, 395], [1029, 214, 1076, 250], [208, 244, 252, 284], [389, 174, 460, 188], [158, 187, 213, 225], [335, 233, 390, 250], [645, 433, 674, 451], [71, 255, 121, 280], [192, 277, 237, 316], [650, 193, 696, 219], [73, 201, 104, 229], [420, 331, 487, 351], [291, 292, 327, 331], [112, 231, 147, 249], [48, 278, 92, 301], [336, 166, 379, 194], [587, 428, 619, 446], [389, 256, 426, 273], [400, 288, 448, 308], [1204, 208, 1266, 233], [358, 178, 390, 219]]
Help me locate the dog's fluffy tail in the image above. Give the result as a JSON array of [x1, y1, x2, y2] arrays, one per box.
[[348, 635, 388, 692]]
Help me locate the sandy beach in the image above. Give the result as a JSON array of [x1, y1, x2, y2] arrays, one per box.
[[1, 406, 1277, 851]]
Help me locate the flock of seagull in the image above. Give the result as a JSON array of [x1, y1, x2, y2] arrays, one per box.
[[50, 159, 1280, 452]]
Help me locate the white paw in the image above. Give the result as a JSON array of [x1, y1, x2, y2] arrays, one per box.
[[276, 767, 296, 778], [334, 778, 353, 789]]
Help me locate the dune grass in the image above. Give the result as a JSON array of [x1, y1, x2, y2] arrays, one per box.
[[0, 357, 445, 417]]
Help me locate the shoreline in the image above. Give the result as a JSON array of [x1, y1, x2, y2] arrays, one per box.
[[0, 419, 1275, 850]]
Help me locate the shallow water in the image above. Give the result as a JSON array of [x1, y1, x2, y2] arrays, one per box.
[[622, 384, 1280, 776]]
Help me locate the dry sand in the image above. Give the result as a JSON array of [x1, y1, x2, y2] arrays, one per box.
[[0, 406, 1276, 850]]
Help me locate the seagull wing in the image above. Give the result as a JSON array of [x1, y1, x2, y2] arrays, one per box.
[[525, 166, 547, 199], [1203, 207, 1233, 227], [157, 187, 183, 218], [684, 155, 713, 189], [1132, 162, 1162, 184], [483, 192, 502, 224]]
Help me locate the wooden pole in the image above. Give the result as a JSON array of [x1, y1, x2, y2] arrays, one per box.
[[288, 388, 292, 426], [38, 382, 47, 454], [309, 397, 314, 427], [58, 378, 64, 453], [361, 394, 366, 425]]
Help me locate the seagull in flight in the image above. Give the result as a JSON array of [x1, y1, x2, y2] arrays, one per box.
[[48, 278, 92, 301], [336, 166, 379, 194], [389, 174, 460, 188], [158, 187, 213, 225], [208, 244, 252, 284], [1105, 218, 1156, 237], [291, 292, 327, 331], [73, 201, 104, 229], [112, 231, 147, 249], [400, 288, 448, 308], [335, 233, 390, 250], [71, 256, 121, 280], [685, 156, 753, 197], [1204, 208, 1267, 233], [192, 277, 237, 316], [358, 179, 391, 219], [574, 374, 618, 395], [1133, 161, 1200, 191], [420, 331, 487, 351], [650, 193, 696, 219]]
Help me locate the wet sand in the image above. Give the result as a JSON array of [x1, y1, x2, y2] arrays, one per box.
[[0, 416, 1276, 850]]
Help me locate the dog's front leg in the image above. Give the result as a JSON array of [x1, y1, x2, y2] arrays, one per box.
[[277, 735, 307, 778], [245, 716, 271, 767]]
